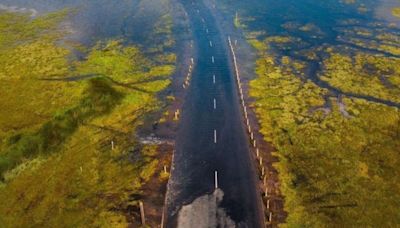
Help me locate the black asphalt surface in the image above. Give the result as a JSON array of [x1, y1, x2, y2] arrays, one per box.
[[166, 0, 263, 227]]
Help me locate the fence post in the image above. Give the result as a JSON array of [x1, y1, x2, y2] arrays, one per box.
[[139, 201, 146, 225]]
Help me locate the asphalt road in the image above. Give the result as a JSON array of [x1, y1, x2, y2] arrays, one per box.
[[166, 0, 263, 227]]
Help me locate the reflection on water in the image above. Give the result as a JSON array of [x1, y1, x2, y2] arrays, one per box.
[[375, 0, 400, 26], [225, 0, 385, 51], [218, 0, 400, 106], [0, 0, 171, 45], [0, 4, 37, 16]]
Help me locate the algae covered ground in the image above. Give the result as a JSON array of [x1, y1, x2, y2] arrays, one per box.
[[217, 0, 400, 226], [0, 0, 176, 226]]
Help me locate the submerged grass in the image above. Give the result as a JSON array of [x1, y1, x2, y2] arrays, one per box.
[[221, 0, 400, 226], [0, 3, 176, 226]]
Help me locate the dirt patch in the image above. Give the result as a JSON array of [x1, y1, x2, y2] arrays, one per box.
[[128, 144, 174, 227], [177, 189, 236, 228]]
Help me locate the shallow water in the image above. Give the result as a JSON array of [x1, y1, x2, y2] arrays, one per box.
[[0, 0, 171, 45], [217, 0, 400, 107]]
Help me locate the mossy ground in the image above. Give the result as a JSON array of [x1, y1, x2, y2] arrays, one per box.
[[0, 5, 176, 227]]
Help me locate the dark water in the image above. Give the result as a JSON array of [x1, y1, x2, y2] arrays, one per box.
[[218, 0, 400, 108], [166, 0, 263, 227]]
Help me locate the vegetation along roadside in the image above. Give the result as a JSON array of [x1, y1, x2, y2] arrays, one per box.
[[0, 2, 177, 226]]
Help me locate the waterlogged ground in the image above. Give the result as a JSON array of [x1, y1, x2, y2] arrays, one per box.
[[0, 0, 177, 226], [0, 0, 174, 46], [214, 0, 400, 226]]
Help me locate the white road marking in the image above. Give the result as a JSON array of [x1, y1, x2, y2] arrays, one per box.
[[212, 56, 214, 63], [206, 28, 209, 33], [209, 41, 213, 47], [214, 171, 218, 189], [213, 74, 216, 84], [213, 98, 216, 109], [214, 129, 217, 143]]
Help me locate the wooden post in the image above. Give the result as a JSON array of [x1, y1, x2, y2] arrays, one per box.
[[161, 210, 165, 228], [164, 165, 167, 174], [111, 141, 114, 150], [267, 199, 270, 209], [139, 201, 146, 225]]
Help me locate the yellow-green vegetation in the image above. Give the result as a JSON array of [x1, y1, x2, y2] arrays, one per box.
[[218, 0, 400, 225], [321, 52, 400, 103], [0, 8, 175, 227], [249, 38, 400, 227], [392, 7, 400, 18], [339, 25, 400, 56]]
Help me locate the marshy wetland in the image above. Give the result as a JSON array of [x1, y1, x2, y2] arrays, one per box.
[[0, 0, 177, 226], [216, 0, 400, 226], [1, 0, 400, 227]]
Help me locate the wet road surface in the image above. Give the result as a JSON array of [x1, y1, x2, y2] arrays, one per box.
[[166, 0, 264, 227]]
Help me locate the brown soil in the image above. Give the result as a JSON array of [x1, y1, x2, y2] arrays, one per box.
[[128, 144, 174, 228]]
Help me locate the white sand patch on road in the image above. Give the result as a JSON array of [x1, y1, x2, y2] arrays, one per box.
[[177, 189, 236, 228]]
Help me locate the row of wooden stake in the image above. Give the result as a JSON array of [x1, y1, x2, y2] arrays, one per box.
[[182, 57, 194, 89], [228, 36, 273, 226]]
